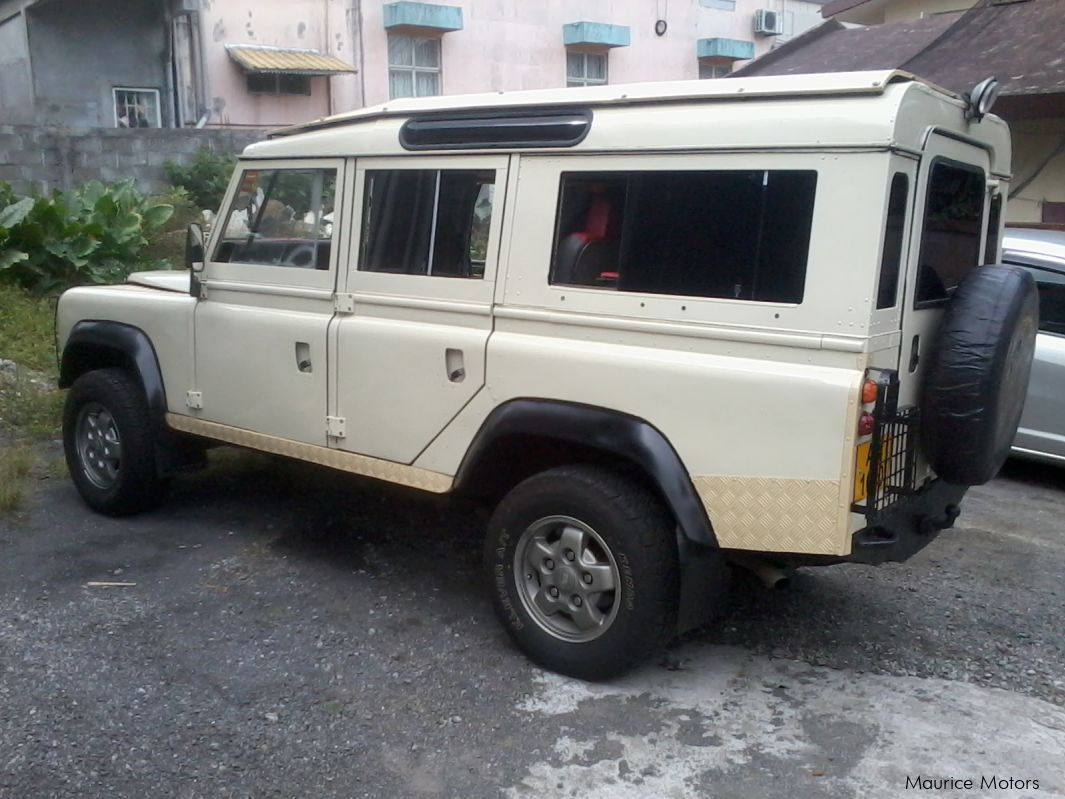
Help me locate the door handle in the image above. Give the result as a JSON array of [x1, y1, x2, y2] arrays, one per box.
[[908, 335, 920, 373], [295, 341, 312, 373], [445, 348, 465, 382]]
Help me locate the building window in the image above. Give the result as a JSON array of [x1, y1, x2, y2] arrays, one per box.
[[114, 88, 161, 128], [388, 35, 441, 99], [698, 60, 732, 79], [246, 74, 312, 96], [567, 51, 607, 87]]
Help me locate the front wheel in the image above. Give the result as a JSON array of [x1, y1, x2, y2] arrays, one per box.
[[485, 465, 679, 680], [63, 369, 164, 516]]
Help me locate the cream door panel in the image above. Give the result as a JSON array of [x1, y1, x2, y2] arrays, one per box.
[[334, 155, 507, 463], [194, 158, 345, 445]]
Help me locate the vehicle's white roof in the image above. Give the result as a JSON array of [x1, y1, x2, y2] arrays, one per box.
[[270, 70, 937, 137], [243, 70, 1008, 173]]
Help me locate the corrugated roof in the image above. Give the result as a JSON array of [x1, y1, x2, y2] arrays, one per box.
[[225, 44, 356, 75], [735, 0, 1065, 102]]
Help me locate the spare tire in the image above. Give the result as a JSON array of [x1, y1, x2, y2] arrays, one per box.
[[920, 265, 1038, 486]]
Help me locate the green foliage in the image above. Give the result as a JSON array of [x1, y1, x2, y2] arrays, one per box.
[[164, 147, 236, 213], [0, 285, 57, 374], [0, 179, 173, 295]]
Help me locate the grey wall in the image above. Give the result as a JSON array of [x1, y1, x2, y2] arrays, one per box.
[[0, 125, 267, 197], [0, 12, 34, 123], [26, 0, 169, 127]]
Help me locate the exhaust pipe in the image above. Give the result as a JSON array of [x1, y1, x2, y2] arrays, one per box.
[[727, 555, 792, 590]]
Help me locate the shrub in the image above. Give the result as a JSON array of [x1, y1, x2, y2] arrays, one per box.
[[0, 179, 173, 295], [164, 146, 235, 213]]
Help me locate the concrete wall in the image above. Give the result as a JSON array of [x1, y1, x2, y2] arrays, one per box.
[[24, 0, 169, 128], [1007, 118, 1065, 224], [0, 10, 34, 123], [0, 125, 266, 197]]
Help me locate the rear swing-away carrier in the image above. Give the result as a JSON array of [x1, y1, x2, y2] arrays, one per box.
[[852, 369, 921, 522]]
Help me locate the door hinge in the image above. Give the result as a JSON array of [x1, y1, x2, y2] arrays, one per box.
[[326, 415, 346, 439], [334, 293, 355, 314], [185, 390, 203, 409]]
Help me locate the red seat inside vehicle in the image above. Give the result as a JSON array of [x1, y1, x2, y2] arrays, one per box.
[[554, 190, 620, 286]]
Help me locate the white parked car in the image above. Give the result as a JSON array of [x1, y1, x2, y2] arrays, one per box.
[[55, 71, 1036, 679], [1004, 227, 1065, 464]]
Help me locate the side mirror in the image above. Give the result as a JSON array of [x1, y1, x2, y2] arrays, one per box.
[[185, 223, 205, 273]]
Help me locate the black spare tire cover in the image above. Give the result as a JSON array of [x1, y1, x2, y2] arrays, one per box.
[[920, 265, 1038, 486]]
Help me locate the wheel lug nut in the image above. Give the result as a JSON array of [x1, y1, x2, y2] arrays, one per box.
[[544, 558, 554, 571], [572, 596, 582, 607], [582, 573, 593, 585], [548, 586, 559, 598], [564, 549, 575, 562]]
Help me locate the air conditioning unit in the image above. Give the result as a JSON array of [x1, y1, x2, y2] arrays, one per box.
[[754, 9, 784, 36]]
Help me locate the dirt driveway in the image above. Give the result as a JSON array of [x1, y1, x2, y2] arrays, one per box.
[[1, 448, 1063, 798]]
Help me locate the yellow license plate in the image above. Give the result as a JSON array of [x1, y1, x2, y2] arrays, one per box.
[[854, 438, 894, 503]]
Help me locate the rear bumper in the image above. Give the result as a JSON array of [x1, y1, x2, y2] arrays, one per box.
[[847, 479, 968, 564]]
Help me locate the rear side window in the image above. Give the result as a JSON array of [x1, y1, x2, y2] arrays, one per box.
[[359, 169, 495, 278], [876, 173, 909, 309], [915, 161, 985, 307], [549, 170, 817, 304]]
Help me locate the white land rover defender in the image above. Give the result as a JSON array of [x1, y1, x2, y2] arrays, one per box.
[[57, 71, 1037, 680]]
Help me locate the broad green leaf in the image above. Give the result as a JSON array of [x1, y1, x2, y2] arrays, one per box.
[[0, 249, 29, 271], [142, 203, 174, 229], [0, 197, 35, 230]]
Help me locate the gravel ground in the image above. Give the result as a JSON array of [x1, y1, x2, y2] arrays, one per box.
[[1, 447, 1062, 798]]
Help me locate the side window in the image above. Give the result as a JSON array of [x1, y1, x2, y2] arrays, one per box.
[[1022, 266, 1065, 336], [915, 161, 984, 307], [214, 168, 337, 269], [359, 170, 495, 278], [876, 173, 909, 310], [550, 170, 817, 303], [984, 192, 1003, 264]]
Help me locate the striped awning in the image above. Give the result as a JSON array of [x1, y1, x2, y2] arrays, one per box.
[[225, 44, 356, 76]]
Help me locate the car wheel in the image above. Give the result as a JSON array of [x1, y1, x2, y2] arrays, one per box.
[[485, 465, 679, 680], [63, 368, 165, 516]]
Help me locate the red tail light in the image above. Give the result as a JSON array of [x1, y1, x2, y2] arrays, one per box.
[[858, 411, 875, 436]]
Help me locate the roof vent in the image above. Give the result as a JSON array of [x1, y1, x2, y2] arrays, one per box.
[[400, 108, 592, 150]]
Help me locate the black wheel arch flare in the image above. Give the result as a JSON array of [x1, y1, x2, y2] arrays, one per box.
[[59, 320, 195, 474], [453, 399, 719, 549]]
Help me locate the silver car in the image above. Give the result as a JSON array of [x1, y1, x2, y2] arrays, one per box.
[[1003, 227, 1065, 464]]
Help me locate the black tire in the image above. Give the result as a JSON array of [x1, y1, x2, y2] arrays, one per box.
[[485, 465, 679, 681], [63, 368, 165, 516], [920, 265, 1039, 486]]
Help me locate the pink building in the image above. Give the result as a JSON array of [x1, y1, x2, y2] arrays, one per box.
[[194, 0, 828, 127], [0, 0, 827, 130]]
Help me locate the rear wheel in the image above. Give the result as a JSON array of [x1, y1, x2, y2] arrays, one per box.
[[63, 369, 164, 516], [485, 465, 679, 680]]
